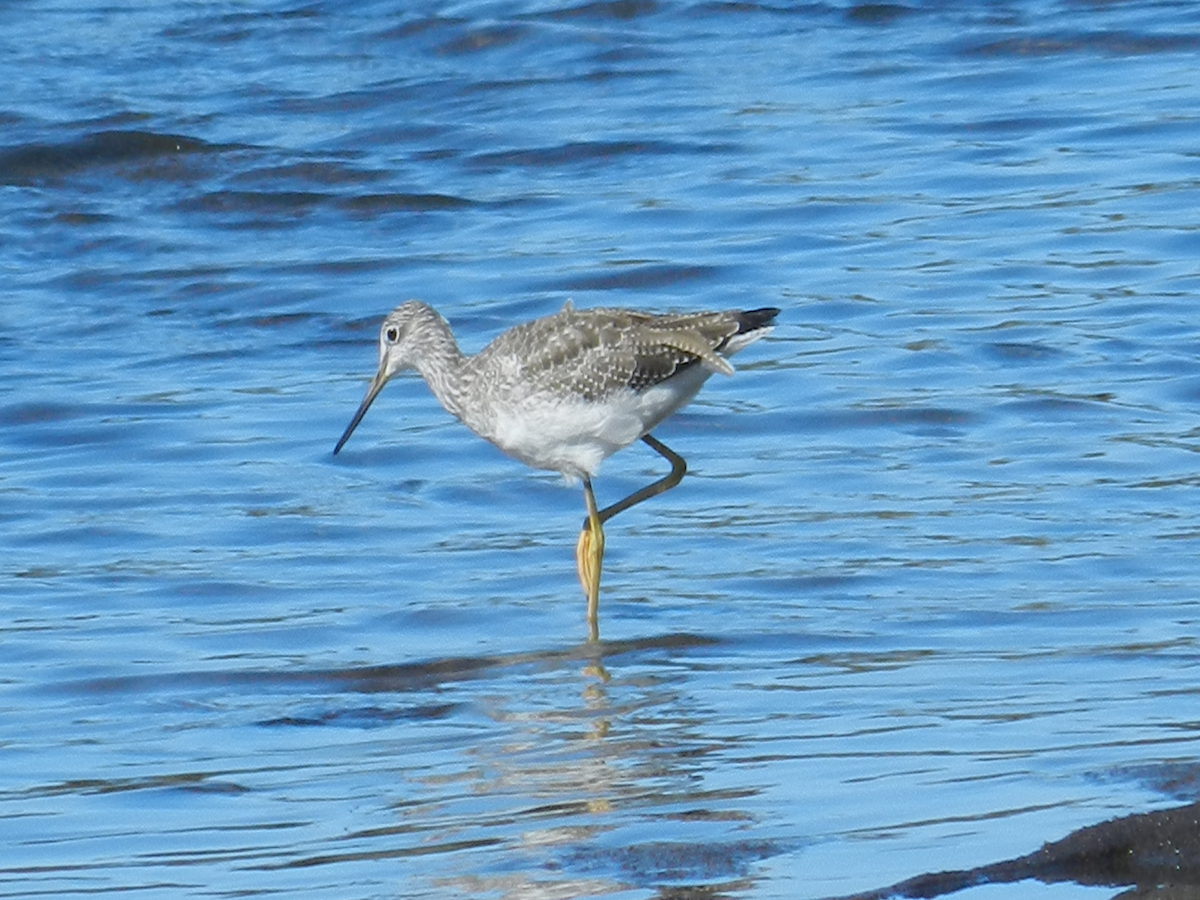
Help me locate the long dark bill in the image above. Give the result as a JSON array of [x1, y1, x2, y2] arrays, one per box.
[[333, 369, 388, 455]]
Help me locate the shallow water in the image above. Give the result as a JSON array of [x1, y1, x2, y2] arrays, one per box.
[[3, 1, 1200, 898]]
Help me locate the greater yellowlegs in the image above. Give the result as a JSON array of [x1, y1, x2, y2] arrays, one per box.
[[334, 299, 778, 639]]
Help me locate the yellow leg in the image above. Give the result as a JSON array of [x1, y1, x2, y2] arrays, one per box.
[[575, 434, 688, 642], [576, 477, 604, 642]]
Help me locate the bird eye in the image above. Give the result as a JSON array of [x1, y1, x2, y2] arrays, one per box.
[[384, 325, 401, 344]]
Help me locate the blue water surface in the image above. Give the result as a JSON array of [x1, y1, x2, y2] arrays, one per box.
[[2, 1, 1200, 898]]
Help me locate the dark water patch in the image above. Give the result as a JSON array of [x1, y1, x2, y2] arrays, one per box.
[[746, 573, 870, 594], [262, 837, 505, 870], [985, 340, 1063, 362], [330, 312, 388, 335], [338, 192, 476, 214], [178, 189, 329, 217], [952, 114, 1088, 139], [45, 261, 246, 295], [275, 80, 458, 116], [56, 632, 724, 698], [213, 310, 322, 331], [260, 702, 459, 728], [537, 0, 660, 21], [379, 15, 469, 42], [436, 23, 530, 56], [847, 405, 974, 430], [962, 31, 1200, 59], [175, 345, 276, 365], [161, 6, 321, 42], [15, 524, 160, 554], [693, 2, 832, 19], [470, 139, 728, 169], [549, 263, 721, 291], [8, 771, 249, 800], [0, 399, 172, 451], [0, 130, 226, 185], [567, 838, 785, 884], [779, 406, 976, 434], [178, 189, 477, 219], [230, 160, 391, 187], [0, 402, 83, 426], [797, 648, 938, 674], [273, 256, 403, 279], [846, 4, 915, 26], [51, 210, 117, 226], [997, 390, 1119, 417]]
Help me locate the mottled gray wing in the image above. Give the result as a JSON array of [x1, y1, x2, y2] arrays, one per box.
[[508, 308, 743, 401]]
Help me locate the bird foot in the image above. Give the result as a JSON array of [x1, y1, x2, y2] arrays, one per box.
[[575, 523, 604, 640]]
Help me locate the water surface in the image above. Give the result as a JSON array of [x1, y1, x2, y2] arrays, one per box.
[[3, 1, 1200, 898]]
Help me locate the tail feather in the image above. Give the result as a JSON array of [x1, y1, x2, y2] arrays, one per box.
[[717, 307, 779, 358], [735, 307, 781, 335]]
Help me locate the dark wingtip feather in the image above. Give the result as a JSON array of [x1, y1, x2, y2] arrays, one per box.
[[736, 307, 780, 333]]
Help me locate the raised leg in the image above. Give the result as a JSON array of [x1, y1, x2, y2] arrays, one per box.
[[575, 434, 688, 641], [597, 434, 687, 524]]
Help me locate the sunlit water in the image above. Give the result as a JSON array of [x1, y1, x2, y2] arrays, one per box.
[[3, 2, 1200, 898]]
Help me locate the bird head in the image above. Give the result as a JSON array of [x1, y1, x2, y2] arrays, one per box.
[[333, 301, 428, 455]]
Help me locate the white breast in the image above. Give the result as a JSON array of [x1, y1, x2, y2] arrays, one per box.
[[471, 365, 713, 480]]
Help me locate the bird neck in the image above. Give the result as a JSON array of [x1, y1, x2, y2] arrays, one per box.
[[410, 306, 471, 420]]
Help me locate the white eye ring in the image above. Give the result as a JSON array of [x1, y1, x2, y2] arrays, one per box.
[[384, 325, 401, 344]]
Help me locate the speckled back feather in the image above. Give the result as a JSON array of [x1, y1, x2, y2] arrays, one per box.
[[479, 304, 779, 402]]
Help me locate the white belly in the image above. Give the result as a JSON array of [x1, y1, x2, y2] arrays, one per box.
[[471, 367, 711, 479]]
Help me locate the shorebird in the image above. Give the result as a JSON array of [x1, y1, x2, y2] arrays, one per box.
[[334, 299, 778, 640]]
